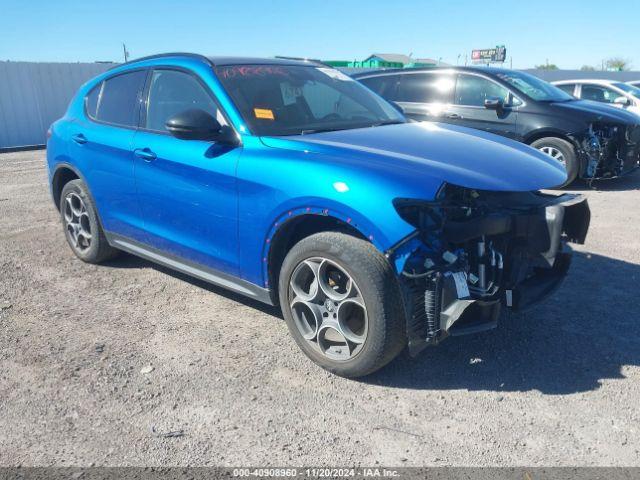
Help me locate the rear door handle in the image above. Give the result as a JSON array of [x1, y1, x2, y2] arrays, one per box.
[[134, 148, 157, 162], [72, 133, 87, 144]]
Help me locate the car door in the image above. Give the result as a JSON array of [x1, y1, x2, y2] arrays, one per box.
[[445, 73, 519, 139], [394, 71, 456, 121], [69, 70, 147, 241], [132, 68, 241, 275]]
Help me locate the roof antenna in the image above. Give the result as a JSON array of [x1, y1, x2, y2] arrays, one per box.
[[122, 43, 130, 63]]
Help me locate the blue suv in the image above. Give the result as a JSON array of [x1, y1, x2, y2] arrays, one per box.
[[47, 54, 591, 377]]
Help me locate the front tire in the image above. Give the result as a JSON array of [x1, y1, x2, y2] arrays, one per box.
[[531, 137, 579, 187], [278, 232, 406, 377], [60, 179, 119, 263]]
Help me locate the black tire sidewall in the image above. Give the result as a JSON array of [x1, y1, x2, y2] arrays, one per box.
[[278, 233, 405, 377], [60, 179, 106, 263], [531, 137, 579, 186]]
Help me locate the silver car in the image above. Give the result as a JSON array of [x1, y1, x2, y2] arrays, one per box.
[[553, 79, 640, 117]]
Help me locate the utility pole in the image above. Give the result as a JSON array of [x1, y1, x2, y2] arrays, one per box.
[[122, 43, 130, 63]]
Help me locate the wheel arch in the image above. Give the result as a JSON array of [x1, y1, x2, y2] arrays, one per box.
[[524, 129, 578, 149], [265, 213, 372, 305], [51, 163, 87, 211]]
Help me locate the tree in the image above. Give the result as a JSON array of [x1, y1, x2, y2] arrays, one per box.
[[535, 63, 559, 70], [605, 57, 631, 71], [580, 65, 596, 71]]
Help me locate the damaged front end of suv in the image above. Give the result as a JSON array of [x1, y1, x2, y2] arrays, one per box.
[[388, 183, 591, 355]]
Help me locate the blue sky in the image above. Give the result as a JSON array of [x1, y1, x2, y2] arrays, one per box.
[[1, 0, 638, 69]]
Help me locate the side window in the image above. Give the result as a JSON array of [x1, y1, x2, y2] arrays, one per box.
[[145, 69, 226, 132], [581, 85, 619, 104], [95, 70, 146, 127], [359, 75, 399, 101], [85, 83, 102, 119], [455, 74, 510, 107], [556, 84, 576, 96], [397, 73, 455, 104], [302, 81, 376, 121]]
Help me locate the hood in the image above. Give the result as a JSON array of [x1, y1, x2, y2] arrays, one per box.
[[261, 122, 567, 192], [551, 99, 640, 124]]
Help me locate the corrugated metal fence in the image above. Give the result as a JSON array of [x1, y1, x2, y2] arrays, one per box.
[[0, 61, 113, 150], [2, 61, 640, 150]]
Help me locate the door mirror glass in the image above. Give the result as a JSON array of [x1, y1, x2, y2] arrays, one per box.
[[484, 97, 504, 110], [166, 108, 238, 144]]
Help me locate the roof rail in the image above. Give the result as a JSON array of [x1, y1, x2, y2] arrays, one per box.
[[274, 56, 330, 68], [109, 52, 213, 70]]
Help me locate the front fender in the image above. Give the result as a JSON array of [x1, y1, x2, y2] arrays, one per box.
[[236, 138, 437, 286]]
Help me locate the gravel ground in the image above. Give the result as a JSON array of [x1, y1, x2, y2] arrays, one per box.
[[1, 149, 639, 467]]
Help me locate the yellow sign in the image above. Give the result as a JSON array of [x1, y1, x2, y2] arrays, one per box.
[[254, 108, 275, 120]]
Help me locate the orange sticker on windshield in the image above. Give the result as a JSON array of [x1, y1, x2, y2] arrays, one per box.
[[254, 108, 275, 120]]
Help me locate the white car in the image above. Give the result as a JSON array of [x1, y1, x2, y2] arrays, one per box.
[[553, 79, 640, 117]]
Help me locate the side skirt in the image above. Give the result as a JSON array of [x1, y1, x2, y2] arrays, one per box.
[[105, 232, 274, 306]]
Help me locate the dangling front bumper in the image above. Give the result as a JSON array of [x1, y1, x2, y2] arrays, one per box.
[[389, 191, 591, 356]]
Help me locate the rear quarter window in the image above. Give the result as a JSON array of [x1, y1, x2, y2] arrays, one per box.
[[90, 70, 147, 127], [85, 83, 102, 119]]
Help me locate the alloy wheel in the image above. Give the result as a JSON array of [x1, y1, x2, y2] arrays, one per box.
[[63, 192, 92, 252], [538, 145, 566, 167], [289, 257, 368, 361]]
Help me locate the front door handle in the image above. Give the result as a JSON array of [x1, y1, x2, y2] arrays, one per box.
[[444, 113, 462, 119], [134, 148, 157, 162], [72, 133, 87, 144]]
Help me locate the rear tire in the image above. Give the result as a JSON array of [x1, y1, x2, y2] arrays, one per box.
[[531, 137, 579, 187], [60, 179, 119, 264], [278, 232, 406, 378]]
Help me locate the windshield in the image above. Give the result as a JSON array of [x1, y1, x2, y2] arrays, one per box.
[[614, 82, 640, 98], [215, 65, 405, 136], [496, 71, 574, 102]]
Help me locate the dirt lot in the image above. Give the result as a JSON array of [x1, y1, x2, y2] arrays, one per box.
[[1, 149, 640, 467]]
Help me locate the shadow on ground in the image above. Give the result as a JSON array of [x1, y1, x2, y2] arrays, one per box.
[[366, 251, 640, 394], [102, 253, 282, 318], [103, 247, 639, 395]]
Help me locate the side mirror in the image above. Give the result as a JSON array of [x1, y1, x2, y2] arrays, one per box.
[[613, 96, 631, 106], [484, 97, 504, 111], [166, 109, 239, 145]]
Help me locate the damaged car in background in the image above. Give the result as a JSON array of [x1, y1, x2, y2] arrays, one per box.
[[355, 67, 640, 185], [48, 54, 590, 377]]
